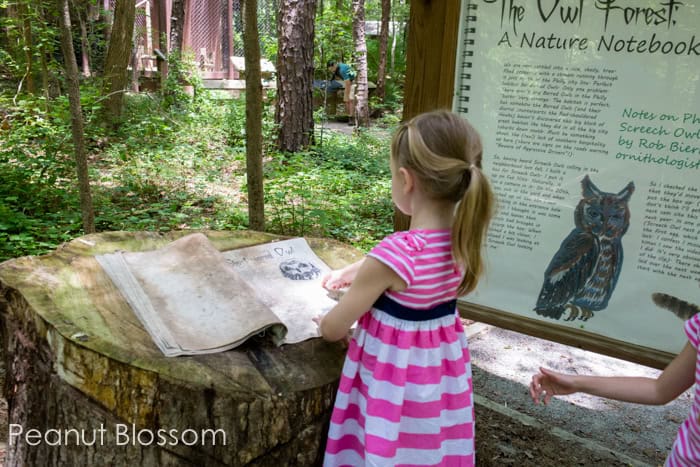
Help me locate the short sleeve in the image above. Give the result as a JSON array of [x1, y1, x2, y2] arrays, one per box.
[[367, 232, 425, 287], [338, 64, 353, 81], [684, 313, 700, 350]]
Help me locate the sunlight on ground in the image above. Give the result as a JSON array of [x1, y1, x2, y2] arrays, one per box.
[[469, 323, 688, 412]]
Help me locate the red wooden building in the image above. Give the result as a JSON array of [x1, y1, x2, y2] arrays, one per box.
[[129, 0, 238, 80]]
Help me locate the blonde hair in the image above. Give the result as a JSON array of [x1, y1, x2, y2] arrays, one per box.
[[391, 110, 495, 295]]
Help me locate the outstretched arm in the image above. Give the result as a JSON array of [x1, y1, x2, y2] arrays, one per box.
[[530, 342, 696, 406], [318, 257, 404, 342]]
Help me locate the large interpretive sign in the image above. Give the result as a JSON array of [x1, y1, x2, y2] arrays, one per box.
[[453, 0, 699, 357]]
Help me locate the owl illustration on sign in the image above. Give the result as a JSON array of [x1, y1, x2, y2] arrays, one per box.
[[534, 175, 635, 321]]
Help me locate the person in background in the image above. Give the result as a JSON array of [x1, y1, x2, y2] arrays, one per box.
[[326, 60, 356, 123], [315, 110, 496, 466], [530, 313, 700, 466]]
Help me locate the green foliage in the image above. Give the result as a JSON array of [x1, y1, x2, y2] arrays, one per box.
[[0, 92, 86, 260], [365, 33, 407, 114], [260, 35, 278, 63], [0, 0, 410, 264], [263, 130, 394, 250], [314, 1, 409, 113], [162, 51, 205, 110], [315, 7, 354, 76], [0, 0, 60, 87], [224, 91, 278, 150], [1, 78, 396, 262], [0, 47, 19, 78]]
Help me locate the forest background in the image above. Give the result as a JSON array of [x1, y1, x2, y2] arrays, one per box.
[[0, 0, 409, 263]]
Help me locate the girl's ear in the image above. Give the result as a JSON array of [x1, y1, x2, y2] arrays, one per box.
[[398, 167, 414, 194]]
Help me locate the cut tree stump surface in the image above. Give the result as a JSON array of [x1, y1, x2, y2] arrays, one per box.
[[0, 230, 363, 466]]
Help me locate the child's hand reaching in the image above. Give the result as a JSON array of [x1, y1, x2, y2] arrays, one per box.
[[322, 269, 353, 291], [323, 259, 366, 289], [529, 367, 577, 405]]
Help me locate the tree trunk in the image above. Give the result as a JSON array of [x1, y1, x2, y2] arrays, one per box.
[[39, 1, 59, 101], [18, 1, 35, 94], [376, 0, 390, 102], [101, 0, 135, 123], [351, 0, 369, 127], [169, 0, 186, 55], [58, 0, 95, 234], [39, 48, 50, 108], [78, 9, 92, 77], [242, 0, 265, 231], [0, 231, 360, 466], [275, 0, 317, 152], [101, 0, 113, 48], [390, 1, 398, 74]]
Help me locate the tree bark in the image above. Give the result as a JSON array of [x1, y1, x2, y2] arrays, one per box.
[[242, 0, 265, 231], [58, 0, 95, 234], [78, 8, 92, 77], [169, 0, 186, 55], [101, 0, 135, 123], [0, 231, 361, 466], [18, 1, 35, 94], [351, 0, 369, 127], [276, 0, 317, 152], [376, 0, 391, 102]]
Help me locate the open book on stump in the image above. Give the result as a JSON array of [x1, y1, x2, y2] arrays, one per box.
[[96, 233, 338, 356]]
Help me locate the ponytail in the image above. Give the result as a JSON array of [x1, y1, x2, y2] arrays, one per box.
[[392, 110, 496, 296], [452, 165, 495, 296]]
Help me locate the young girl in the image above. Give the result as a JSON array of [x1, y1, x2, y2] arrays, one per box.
[[316, 110, 495, 466], [529, 313, 700, 466]]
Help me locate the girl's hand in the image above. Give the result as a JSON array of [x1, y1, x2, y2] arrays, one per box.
[[313, 314, 351, 346], [322, 269, 353, 291], [321, 259, 365, 292], [529, 367, 577, 405]]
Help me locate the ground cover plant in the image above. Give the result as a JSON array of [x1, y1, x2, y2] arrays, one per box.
[[0, 87, 394, 262]]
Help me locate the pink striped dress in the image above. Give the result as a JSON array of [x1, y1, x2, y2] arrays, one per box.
[[666, 313, 700, 466], [324, 229, 475, 466]]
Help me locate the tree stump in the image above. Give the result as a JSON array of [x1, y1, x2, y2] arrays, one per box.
[[0, 230, 363, 466]]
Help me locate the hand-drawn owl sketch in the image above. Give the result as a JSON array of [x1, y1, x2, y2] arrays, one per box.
[[279, 259, 321, 281], [534, 175, 635, 321]]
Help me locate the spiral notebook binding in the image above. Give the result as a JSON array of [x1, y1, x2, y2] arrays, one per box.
[[457, 2, 477, 115]]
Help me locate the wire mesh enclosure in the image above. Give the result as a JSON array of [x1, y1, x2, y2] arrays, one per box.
[[129, 0, 277, 80]]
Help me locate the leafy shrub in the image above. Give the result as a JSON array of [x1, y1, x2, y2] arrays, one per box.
[[264, 131, 393, 250], [1, 87, 396, 262]]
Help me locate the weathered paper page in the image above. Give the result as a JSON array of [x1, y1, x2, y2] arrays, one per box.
[[96, 233, 286, 356], [222, 237, 338, 344]]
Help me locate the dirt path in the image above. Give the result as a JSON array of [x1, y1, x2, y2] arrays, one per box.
[[467, 323, 689, 466]]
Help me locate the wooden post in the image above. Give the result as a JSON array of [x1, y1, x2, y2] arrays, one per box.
[[227, 0, 235, 80], [157, 0, 169, 81], [395, 0, 461, 231]]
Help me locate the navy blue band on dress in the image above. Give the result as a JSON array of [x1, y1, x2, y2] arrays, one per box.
[[372, 295, 457, 321]]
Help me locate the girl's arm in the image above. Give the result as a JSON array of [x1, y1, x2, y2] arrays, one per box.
[[530, 341, 697, 406], [318, 257, 404, 342], [322, 258, 365, 291]]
